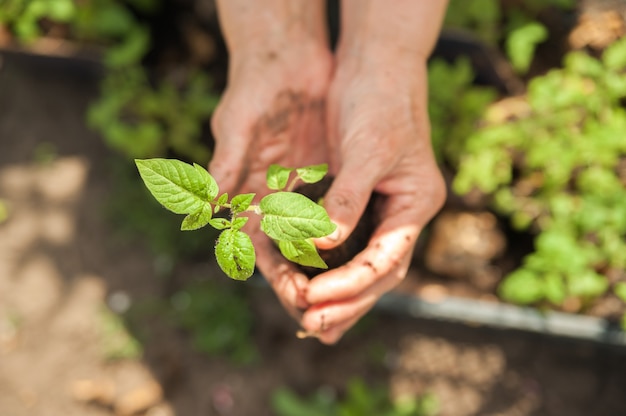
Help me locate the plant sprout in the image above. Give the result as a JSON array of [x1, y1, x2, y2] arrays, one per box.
[[135, 159, 336, 281]]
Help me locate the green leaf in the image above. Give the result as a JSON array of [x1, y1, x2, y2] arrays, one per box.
[[506, 22, 548, 74], [231, 193, 255, 214], [267, 164, 293, 190], [296, 163, 328, 184], [544, 272, 566, 305], [135, 159, 211, 214], [208, 218, 231, 230], [215, 229, 256, 281], [217, 193, 229, 206], [193, 163, 219, 201], [615, 282, 626, 303], [181, 204, 213, 231], [278, 240, 328, 269], [260, 192, 336, 241], [499, 269, 545, 304], [602, 36, 626, 71], [567, 270, 608, 298], [231, 217, 249, 230]]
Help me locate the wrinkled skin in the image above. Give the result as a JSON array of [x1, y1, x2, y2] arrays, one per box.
[[210, 37, 335, 319], [211, 1, 447, 344]]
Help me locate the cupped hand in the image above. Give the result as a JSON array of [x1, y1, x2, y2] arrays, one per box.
[[209, 35, 335, 319], [300, 53, 447, 344]]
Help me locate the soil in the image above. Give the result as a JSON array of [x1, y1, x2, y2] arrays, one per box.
[[293, 177, 377, 277], [2, 43, 626, 416]]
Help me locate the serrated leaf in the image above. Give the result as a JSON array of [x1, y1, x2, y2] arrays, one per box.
[[215, 229, 255, 280], [259, 192, 336, 241], [193, 163, 219, 201], [296, 163, 328, 184], [209, 218, 231, 230], [181, 204, 213, 231], [231, 216, 249, 230], [135, 158, 210, 214], [278, 239, 328, 269], [231, 193, 255, 214], [217, 193, 229, 205], [266, 164, 293, 190]]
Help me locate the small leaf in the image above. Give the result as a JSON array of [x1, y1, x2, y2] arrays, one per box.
[[544, 272, 566, 305], [231, 216, 249, 230], [506, 22, 548, 74], [267, 164, 293, 190], [278, 239, 328, 269], [602, 36, 626, 71], [567, 270, 608, 298], [260, 192, 337, 241], [193, 163, 219, 201], [209, 218, 231, 230], [135, 159, 209, 214], [215, 229, 256, 281], [499, 269, 545, 304], [217, 193, 229, 206], [181, 204, 213, 231], [231, 193, 255, 214], [296, 163, 328, 184], [615, 282, 626, 303]]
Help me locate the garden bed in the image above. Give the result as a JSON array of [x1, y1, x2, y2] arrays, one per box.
[[2, 15, 626, 415], [3, 0, 625, 347], [0, 2, 626, 416]]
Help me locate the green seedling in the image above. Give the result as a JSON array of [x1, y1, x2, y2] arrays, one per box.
[[135, 159, 336, 281], [453, 37, 626, 317]]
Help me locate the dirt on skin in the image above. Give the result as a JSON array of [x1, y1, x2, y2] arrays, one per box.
[[1, 51, 626, 416]]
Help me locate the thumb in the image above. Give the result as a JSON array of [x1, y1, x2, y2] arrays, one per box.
[[208, 102, 250, 195], [207, 137, 247, 196], [316, 162, 379, 250]]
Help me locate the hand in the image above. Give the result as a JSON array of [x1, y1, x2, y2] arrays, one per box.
[[209, 21, 334, 318], [300, 50, 446, 344]]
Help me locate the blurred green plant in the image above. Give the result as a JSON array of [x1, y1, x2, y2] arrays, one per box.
[[88, 68, 217, 163], [272, 379, 438, 416], [453, 37, 626, 321], [443, 0, 502, 45], [1, 0, 217, 164], [0, 0, 76, 42], [0, 200, 8, 223], [428, 57, 498, 165], [98, 305, 143, 360], [505, 21, 548, 74], [169, 280, 258, 365], [444, 0, 574, 47]]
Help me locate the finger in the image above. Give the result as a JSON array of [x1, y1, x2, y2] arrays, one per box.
[[249, 223, 311, 317], [209, 96, 252, 195], [301, 269, 405, 342], [316, 315, 361, 345], [307, 193, 421, 304], [314, 157, 383, 250]]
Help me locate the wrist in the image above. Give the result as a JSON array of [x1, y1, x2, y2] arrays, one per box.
[[216, 0, 329, 57], [336, 0, 447, 67]]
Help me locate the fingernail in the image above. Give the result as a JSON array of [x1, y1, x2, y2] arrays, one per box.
[[296, 329, 320, 339], [326, 228, 340, 242]]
